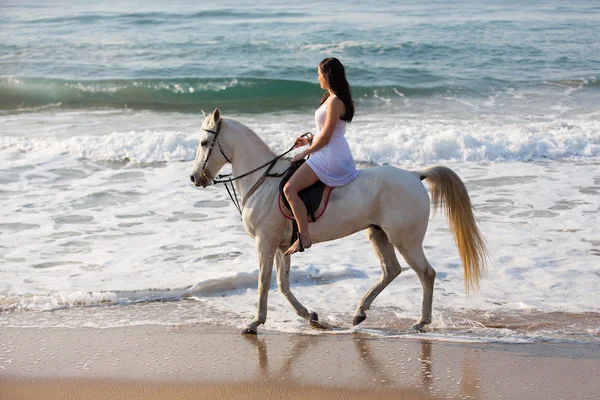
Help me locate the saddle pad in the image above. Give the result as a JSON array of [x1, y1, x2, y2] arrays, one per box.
[[278, 186, 333, 222]]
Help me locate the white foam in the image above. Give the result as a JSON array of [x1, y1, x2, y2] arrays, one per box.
[[0, 130, 198, 164], [1, 110, 599, 166], [301, 41, 377, 53], [1, 109, 599, 343], [0, 292, 119, 312]]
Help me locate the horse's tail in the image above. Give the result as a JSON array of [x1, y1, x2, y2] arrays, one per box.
[[419, 166, 488, 294]]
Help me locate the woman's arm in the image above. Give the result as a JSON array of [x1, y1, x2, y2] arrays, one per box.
[[296, 98, 344, 159]]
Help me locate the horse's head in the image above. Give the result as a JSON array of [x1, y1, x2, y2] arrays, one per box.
[[190, 108, 232, 188]]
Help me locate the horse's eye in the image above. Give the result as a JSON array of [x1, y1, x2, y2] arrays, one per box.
[[201, 140, 208, 147]]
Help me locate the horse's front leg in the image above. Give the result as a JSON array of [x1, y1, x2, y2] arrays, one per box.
[[242, 237, 278, 335], [275, 248, 323, 328]]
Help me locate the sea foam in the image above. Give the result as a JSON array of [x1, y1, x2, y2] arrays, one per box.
[[1, 113, 599, 165]]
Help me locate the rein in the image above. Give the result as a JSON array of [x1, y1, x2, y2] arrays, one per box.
[[200, 121, 312, 216]]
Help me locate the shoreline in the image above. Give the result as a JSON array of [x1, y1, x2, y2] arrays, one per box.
[[1, 324, 599, 400]]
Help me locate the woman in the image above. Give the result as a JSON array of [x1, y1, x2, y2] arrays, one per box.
[[283, 57, 359, 255]]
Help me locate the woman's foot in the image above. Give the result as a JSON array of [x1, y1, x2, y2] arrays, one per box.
[[285, 234, 312, 255]]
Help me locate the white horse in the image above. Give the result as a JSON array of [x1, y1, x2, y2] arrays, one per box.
[[190, 109, 488, 334]]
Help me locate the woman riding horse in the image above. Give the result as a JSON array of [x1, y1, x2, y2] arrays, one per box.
[[284, 57, 358, 255]]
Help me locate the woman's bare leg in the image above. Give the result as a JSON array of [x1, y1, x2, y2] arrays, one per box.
[[283, 162, 319, 255]]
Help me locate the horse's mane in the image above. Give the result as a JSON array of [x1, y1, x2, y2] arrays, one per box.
[[225, 118, 277, 157]]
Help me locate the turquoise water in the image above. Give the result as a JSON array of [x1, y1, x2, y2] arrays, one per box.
[[1, 0, 599, 113]]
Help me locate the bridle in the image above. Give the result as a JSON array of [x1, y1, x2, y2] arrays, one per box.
[[196, 119, 312, 216], [198, 119, 228, 179]]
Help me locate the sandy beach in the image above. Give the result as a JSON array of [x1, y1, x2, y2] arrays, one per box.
[[1, 324, 598, 400]]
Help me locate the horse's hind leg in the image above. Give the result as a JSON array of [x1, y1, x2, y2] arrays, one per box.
[[397, 245, 436, 332], [353, 226, 402, 326]]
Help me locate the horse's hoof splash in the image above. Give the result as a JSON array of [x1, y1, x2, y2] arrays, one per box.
[[308, 312, 329, 330], [242, 327, 257, 335], [410, 324, 426, 333]]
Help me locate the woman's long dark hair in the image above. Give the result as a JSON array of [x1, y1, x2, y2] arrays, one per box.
[[319, 57, 355, 122]]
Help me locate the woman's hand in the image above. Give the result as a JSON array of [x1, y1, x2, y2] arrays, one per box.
[[294, 136, 310, 148], [291, 152, 306, 162]]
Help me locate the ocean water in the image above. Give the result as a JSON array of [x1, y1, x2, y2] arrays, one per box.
[[1, 0, 599, 343]]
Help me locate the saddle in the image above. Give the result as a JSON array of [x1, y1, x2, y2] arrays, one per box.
[[278, 160, 333, 245]]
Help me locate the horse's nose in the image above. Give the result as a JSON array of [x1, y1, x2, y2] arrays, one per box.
[[190, 175, 196, 183]]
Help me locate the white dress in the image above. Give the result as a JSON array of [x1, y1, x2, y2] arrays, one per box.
[[306, 97, 359, 187]]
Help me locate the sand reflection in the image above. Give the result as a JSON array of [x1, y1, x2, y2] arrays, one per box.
[[244, 333, 483, 398]]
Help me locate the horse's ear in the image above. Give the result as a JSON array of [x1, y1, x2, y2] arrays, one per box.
[[212, 108, 221, 123], [201, 109, 208, 118]]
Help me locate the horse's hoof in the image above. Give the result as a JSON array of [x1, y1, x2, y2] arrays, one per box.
[[242, 327, 257, 335], [353, 314, 367, 326], [308, 312, 328, 330], [410, 324, 426, 333], [310, 320, 328, 330]]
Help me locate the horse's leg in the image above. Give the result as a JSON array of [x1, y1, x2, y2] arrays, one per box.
[[353, 226, 402, 326], [275, 248, 321, 327], [396, 245, 436, 332], [243, 237, 278, 335], [275, 249, 311, 319]]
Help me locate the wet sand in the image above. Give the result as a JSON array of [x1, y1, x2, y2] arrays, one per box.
[[1, 324, 599, 400]]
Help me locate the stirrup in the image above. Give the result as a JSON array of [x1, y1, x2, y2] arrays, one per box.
[[298, 235, 305, 252]]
